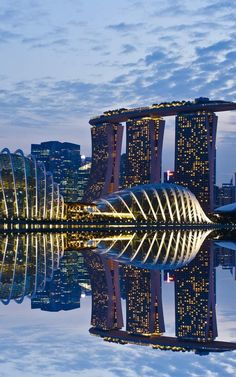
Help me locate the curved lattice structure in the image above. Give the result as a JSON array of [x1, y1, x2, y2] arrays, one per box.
[[95, 183, 211, 224], [93, 229, 212, 269], [0, 149, 64, 220], [0, 233, 65, 304]]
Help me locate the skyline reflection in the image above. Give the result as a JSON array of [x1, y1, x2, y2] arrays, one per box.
[[0, 229, 236, 356]]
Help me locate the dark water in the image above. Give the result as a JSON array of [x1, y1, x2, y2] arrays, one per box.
[[0, 230, 236, 377]]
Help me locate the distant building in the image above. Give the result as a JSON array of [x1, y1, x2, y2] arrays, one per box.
[[175, 112, 217, 212], [31, 141, 81, 202], [125, 118, 165, 187], [218, 179, 235, 207], [77, 162, 91, 201]]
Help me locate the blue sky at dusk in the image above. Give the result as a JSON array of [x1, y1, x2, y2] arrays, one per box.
[[0, 0, 236, 183]]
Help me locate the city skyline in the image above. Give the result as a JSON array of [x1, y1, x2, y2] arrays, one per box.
[[0, 0, 236, 184]]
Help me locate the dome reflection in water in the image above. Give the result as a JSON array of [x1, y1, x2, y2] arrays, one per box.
[[0, 230, 236, 355]]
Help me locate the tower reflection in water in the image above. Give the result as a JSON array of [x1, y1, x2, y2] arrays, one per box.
[[0, 230, 236, 355]]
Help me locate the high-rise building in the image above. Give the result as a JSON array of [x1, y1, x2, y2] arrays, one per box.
[[175, 111, 217, 212], [77, 162, 91, 201], [124, 266, 165, 335], [218, 180, 235, 206], [31, 141, 81, 202], [175, 242, 217, 342], [125, 117, 165, 187], [83, 123, 123, 202]]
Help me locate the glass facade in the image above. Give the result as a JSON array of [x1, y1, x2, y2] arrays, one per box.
[[31, 141, 81, 202], [0, 149, 64, 220], [125, 117, 165, 188], [83, 123, 123, 202]]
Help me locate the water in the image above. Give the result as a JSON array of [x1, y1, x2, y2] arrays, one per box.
[[0, 230, 235, 377]]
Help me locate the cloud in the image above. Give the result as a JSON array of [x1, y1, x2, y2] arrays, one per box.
[[106, 22, 144, 32], [121, 44, 136, 54], [0, 28, 21, 43]]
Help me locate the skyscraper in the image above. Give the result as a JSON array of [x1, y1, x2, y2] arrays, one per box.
[[124, 266, 165, 335], [83, 123, 123, 202], [31, 141, 81, 202], [175, 111, 217, 212], [77, 161, 91, 201], [125, 117, 165, 187]]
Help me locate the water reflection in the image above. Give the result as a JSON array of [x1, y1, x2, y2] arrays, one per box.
[[0, 233, 65, 304], [0, 230, 236, 355]]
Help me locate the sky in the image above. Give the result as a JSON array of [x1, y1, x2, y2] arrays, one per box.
[[0, 0, 236, 183]]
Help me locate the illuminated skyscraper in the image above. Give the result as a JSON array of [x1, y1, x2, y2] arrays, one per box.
[[175, 111, 217, 212], [31, 141, 81, 202], [83, 123, 123, 202], [125, 118, 165, 187], [84, 251, 123, 330], [175, 242, 217, 342], [124, 266, 165, 335], [77, 162, 91, 201]]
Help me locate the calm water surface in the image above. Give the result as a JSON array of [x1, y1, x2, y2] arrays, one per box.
[[0, 230, 235, 377]]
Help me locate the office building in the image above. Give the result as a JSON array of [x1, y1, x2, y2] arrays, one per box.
[[125, 118, 165, 187], [31, 141, 81, 202], [83, 123, 123, 202], [175, 112, 217, 212], [218, 179, 235, 206], [77, 162, 91, 201]]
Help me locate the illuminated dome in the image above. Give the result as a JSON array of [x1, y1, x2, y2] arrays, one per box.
[[94, 229, 212, 270], [0, 149, 64, 220], [95, 183, 211, 224]]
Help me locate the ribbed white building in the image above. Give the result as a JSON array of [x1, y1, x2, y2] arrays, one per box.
[[95, 183, 211, 224], [0, 149, 64, 220]]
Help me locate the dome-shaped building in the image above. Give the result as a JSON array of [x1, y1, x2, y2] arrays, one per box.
[[95, 183, 211, 224], [0, 149, 64, 220]]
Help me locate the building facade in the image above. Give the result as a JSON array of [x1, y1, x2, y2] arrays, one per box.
[[125, 118, 165, 187], [31, 141, 81, 202], [83, 123, 123, 202], [175, 112, 217, 212]]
